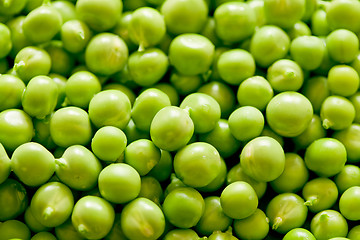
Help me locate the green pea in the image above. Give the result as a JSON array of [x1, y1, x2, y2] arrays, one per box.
[[326, 0, 360, 33], [85, 33, 128, 76], [51, 0, 76, 23], [0, 0, 27, 15], [75, 0, 122, 32], [320, 95, 355, 130], [200, 17, 222, 47], [208, 230, 238, 240], [112, 12, 137, 53], [22, 2, 63, 44], [124, 119, 150, 144], [283, 228, 316, 240], [60, 19, 92, 54], [48, 73, 67, 109], [233, 208, 269, 240], [151, 83, 178, 106], [266, 193, 308, 234], [31, 232, 57, 240], [0, 220, 31, 240], [311, 9, 331, 36], [164, 173, 186, 197], [301, 76, 330, 113], [348, 225, 360, 240], [30, 182, 74, 228], [260, 125, 285, 147], [266, 91, 313, 137], [169, 33, 215, 76], [334, 165, 360, 194], [55, 219, 85, 240], [287, 21, 312, 40], [50, 106, 92, 148], [121, 197, 165, 240], [160, 0, 208, 35], [128, 7, 166, 50], [248, 0, 266, 27], [169, 71, 203, 96], [326, 29, 359, 63], [138, 176, 164, 205], [103, 83, 136, 106], [310, 210, 348, 240], [14, 46, 51, 83], [24, 207, 50, 233], [198, 157, 227, 193], [327, 65, 360, 97], [162, 187, 205, 228], [250, 25, 290, 68], [209, 47, 230, 82], [214, 2, 256, 43], [71, 196, 115, 239], [0, 74, 25, 111], [0, 179, 28, 221], [44, 40, 75, 76], [333, 124, 360, 163], [302, 177, 339, 213], [150, 106, 194, 151], [163, 229, 199, 240], [0, 23, 11, 58], [339, 186, 360, 221], [264, 0, 305, 29], [88, 89, 131, 129], [217, 49, 256, 85]]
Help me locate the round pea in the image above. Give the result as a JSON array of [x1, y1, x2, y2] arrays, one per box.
[[0, 0, 27, 15], [54, 219, 85, 240], [31, 232, 57, 240], [283, 228, 316, 240], [6, 16, 31, 58], [339, 186, 360, 221], [60, 19, 92, 54], [334, 165, 360, 194], [0, 74, 25, 112], [148, 150, 173, 182], [327, 65, 359, 97], [264, 0, 305, 29], [333, 124, 360, 163], [348, 225, 360, 240], [326, 0, 360, 33], [310, 210, 348, 240], [0, 220, 31, 240], [233, 208, 269, 240], [138, 176, 164, 205], [0, 179, 28, 221], [0, 23, 12, 58], [170, 71, 203, 96], [301, 76, 330, 113], [163, 229, 199, 240], [326, 29, 359, 63]]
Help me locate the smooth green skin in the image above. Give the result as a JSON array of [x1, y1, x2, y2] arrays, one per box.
[[233, 208, 269, 240], [214, 2, 256, 43], [339, 186, 360, 221], [44, 40, 75, 76], [250, 25, 290, 68], [88, 90, 131, 129], [267, 59, 304, 92], [169, 71, 202, 96], [121, 198, 165, 240], [283, 228, 316, 240], [0, 0, 27, 15], [333, 124, 360, 163], [328, 65, 359, 97], [320, 95, 355, 130], [51, 0, 75, 21], [290, 35, 325, 70], [220, 181, 258, 219], [55, 219, 85, 240], [180, 93, 221, 133], [270, 153, 309, 194], [0, 23, 11, 58], [169, 33, 215, 76], [72, 196, 115, 240], [228, 106, 264, 142], [240, 136, 285, 182], [128, 48, 169, 87], [56, 145, 102, 191], [162, 187, 205, 228], [22, 75, 58, 119], [197, 156, 227, 192], [326, 29, 359, 63], [348, 225, 360, 240], [85, 33, 128, 76], [199, 119, 241, 158], [98, 163, 140, 204], [31, 232, 57, 240], [128, 7, 165, 49], [302, 177, 339, 213], [22, 4, 62, 44], [287, 21, 311, 40], [261, 125, 285, 147], [350, 92, 360, 123], [195, 196, 232, 236], [61, 20, 92, 54], [301, 76, 330, 113], [201, 17, 221, 47], [293, 114, 326, 150], [91, 126, 127, 162], [132, 88, 171, 132], [103, 83, 136, 106], [148, 150, 172, 182], [0, 220, 31, 240], [49, 73, 67, 109], [164, 173, 186, 197], [217, 49, 256, 85], [124, 119, 150, 144], [11, 142, 55, 187], [0, 74, 25, 112], [208, 230, 239, 240], [311, 9, 331, 37], [266, 193, 308, 234], [335, 165, 360, 194], [150, 106, 194, 151], [76, 0, 122, 32], [326, 0, 360, 33], [138, 176, 164, 205], [0, 179, 28, 221], [266, 91, 313, 137], [124, 139, 161, 176], [198, 81, 236, 118], [14, 46, 51, 83], [30, 182, 74, 228], [24, 208, 49, 233], [153, 83, 179, 106], [160, 0, 208, 35], [112, 11, 137, 53], [50, 106, 93, 148], [237, 76, 273, 111], [174, 142, 221, 188], [264, 0, 305, 29], [311, 210, 348, 240], [0, 143, 10, 184], [210, 47, 230, 82], [163, 229, 199, 240]]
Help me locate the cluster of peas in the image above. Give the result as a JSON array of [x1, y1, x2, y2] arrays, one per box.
[[2, 0, 360, 239]]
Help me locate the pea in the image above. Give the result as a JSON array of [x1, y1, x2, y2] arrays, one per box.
[[0, 23, 11, 58], [339, 186, 360, 221], [302, 177, 339, 213], [326, 29, 359, 63], [71, 196, 115, 239], [266, 193, 308, 234], [124, 119, 150, 144], [153, 83, 179, 106], [160, 0, 208, 35], [60, 19, 92, 54], [44, 40, 75, 77], [328, 65, 359, 97], [287, 21, 312, 40], [0, 179, 28, 221], [208, 230, 238, 240], [0, 0, 27, 15], [326, 0, 360, 33], [49, 73, 67, 109], [0, 220, 31, 240], [311, 9, 331, 37], [163, 229, 199, 240], [50, 106, 93, 148], [200, 17, 221, 47], [162, 187, 205, 228], [31, 232, 57, 240], [267, 59, 303, 92], [146, 151, 171, 183], [348, 225, 360, 240], [197, 156, 227, 193], [283, 228, 316, 240], [54, 219, 85, 240], [169, 71, 203, 96], [51, 0, 76, 23], [138, 176, 164, 205], [301, 76, 330, 113], [0, 74, 25, 112], [103, 83, 136, 106], [334, 165, 360, 194], [333, 124, 360, 163], [30, 182, 74, 227], [24, 207, 50, 233], [233, 208, 269, 240], [310, 210, 348, 240]]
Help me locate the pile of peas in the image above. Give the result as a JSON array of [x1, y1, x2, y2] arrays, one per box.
[[2, 0, 360, 239]]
